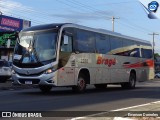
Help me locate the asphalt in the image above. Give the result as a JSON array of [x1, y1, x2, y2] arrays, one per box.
[[0, 79, 160, 120], [71, 79, 160, 120], [0, 79, 35, 91], [71, 101, 160, 120]]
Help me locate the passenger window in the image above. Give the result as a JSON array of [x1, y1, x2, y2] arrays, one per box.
[[75, 29, 95, 53], [110, 36, 123, 55], [95, 34, 110, 54], [122, 40, 141, 57], [130, 48, 140, 57], [61, 35, 73, 52], [141, 48, 152, 58]]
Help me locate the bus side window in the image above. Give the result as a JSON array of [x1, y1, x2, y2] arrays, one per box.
[[61, 35, 73, 52], [130, 48, 140, 57], [141, 48, 152, 58]]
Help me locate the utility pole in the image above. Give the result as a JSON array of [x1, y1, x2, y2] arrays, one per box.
[[148, 32, 159, 59], [111, 16, 119, 32]]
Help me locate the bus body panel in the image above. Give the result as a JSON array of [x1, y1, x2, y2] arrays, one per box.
[[12, 23, 154, 89]]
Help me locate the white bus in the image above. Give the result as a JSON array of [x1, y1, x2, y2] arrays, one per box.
[[12, 23, 154, 92]]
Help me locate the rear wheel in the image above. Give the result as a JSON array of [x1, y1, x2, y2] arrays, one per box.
[[121, 72, 136, 89], [72, 74, 86, 93], [94, 84, 107, 89], [39, 85, 52, 93]]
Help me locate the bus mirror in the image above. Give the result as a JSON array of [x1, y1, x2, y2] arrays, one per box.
[[64, 35, 69, 45]]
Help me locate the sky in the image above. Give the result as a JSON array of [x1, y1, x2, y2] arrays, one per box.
[[0, 0, 160, 53]]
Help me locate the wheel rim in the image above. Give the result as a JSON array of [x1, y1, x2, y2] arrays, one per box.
[[130, 76, 135, 87], [78, 78, 85, 90]]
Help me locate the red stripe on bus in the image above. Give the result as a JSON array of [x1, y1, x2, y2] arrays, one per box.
[[123, 60, 154, 68]]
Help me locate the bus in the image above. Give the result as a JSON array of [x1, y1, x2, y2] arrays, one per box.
[[12, 23, 154, 92]]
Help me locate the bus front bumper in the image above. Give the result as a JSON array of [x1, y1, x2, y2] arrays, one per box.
[[12, 72, 56, 86]]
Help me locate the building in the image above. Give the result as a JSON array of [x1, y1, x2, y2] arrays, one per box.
[[0, 15, 31, 61]]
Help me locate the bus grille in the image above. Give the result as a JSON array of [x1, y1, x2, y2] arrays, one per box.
[[17, 72, 43, 77]]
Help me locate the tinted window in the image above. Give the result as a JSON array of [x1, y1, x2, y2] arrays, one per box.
[[130, 48, 140, 57], [122, 39, 140, 57], [123, 39, 134, 47], [61, 35, 73, 52], [95, 34, 110, 54], [75, 29, 95, 53], [110, 36, 123, 55], [141, 48, 152, 58]]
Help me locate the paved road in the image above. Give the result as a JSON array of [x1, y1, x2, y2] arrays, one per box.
[[0, 79, 159, 119]]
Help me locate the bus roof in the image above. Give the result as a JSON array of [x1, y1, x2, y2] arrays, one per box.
[[22, 23, 66, 32], [22, 23, 151, 45], [61, 23, 151, 45]]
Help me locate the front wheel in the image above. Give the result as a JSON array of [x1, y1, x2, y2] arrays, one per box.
[[121, 72, 136, 89], [72, 74, 86, 93], [39, 85, 52, 93]]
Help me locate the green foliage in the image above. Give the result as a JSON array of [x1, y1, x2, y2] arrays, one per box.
[[0, 33, 17, 46], [154, 53, 160, 57]]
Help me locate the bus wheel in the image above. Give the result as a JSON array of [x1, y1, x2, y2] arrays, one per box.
[[72, 74, 86, 93], [94, 84, 107, 89], [39, 85, 52, 93], [121, 72, 136, 89]]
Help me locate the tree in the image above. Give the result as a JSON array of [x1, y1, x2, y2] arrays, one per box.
[[154, 53, 160, 57]]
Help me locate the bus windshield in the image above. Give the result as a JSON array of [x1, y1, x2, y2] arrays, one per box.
[[14, 30, 57, 63]]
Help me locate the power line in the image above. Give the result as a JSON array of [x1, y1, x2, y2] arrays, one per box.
[[56, 0, 112, 19], [116, 20, 149, 34], [121, 18, 153, 33], [0, 1, 61, 22], [60, 0, 151, 34], [0, 0, 157, 38]]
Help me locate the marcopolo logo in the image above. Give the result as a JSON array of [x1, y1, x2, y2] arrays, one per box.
[[148, 1, 159, 12]]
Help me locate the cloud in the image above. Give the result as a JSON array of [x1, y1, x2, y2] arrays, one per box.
[[0, 0, 34, 15], [51, 10, 113, 23]]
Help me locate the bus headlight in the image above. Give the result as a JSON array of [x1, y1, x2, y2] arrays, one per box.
[[44, 68, 55, 74]]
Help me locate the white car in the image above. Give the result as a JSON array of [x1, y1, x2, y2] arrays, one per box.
[[155, 72, 160, 78], [0, 59, 12, 83]]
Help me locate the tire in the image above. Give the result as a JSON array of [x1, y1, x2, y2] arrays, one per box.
[[39, 85, 52, 93], [94, 84, 107, 89], [121, 72, 136, 89], [72, 74, 86, 93]]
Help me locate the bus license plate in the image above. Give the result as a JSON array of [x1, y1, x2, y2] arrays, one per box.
[[25, 81, 32, 85]]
